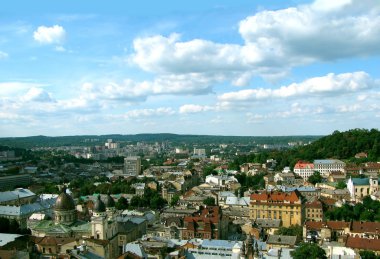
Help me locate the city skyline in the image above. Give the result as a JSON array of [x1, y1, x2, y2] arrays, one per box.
[[1, 0, 380, 137]]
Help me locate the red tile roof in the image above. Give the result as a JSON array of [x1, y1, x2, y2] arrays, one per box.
[[346, 236, 380, 251], [351, 221, 380, 234], [305, 200, 323, 209], [250, 191, 301, 203], [294, 161, 314, 170], [305, 221, 350, 230]]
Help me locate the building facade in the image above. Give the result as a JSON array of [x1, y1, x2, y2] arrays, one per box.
[[182, 206, 228, 240], [313, 159, 345, 177], [293, 161, 315, 180], [124, 156, 141, 176], [249, 191, 303, 227]]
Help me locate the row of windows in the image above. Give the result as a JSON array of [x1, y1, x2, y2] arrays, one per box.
[[251, 205, 299, 210]]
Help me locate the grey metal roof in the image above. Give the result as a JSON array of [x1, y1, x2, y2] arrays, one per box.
[[267, 235, 297, 246], [0, 198, 56, 217], [0, 233, 22, 246], [314, 159, 345, 164], [0, 188, 35, 203], [124, 243, 147, 258]]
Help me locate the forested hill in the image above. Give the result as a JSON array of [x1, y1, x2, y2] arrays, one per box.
[[272, 129, 380, 169]]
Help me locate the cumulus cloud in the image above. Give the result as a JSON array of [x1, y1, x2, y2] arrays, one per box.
[[218, 72, 378, 103], [79, 73, 220, 104], [130, 0, 380, 86], [33, 25, 66, 44], [179, 104, 213, 114], [21, 87, 53, 102]]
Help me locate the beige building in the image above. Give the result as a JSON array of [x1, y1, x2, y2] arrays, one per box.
[[249, 191, 303, 227], [305, 199, 323, 222]]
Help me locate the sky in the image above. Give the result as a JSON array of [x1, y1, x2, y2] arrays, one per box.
[[0, 0, 379, 137]]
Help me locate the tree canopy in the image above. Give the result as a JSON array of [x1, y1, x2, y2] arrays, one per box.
[[291, 243, 327, 259]]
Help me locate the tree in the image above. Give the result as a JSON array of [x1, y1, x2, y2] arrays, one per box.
[[291, 243, 327, 259], [203, 197, 216, 206], [115, 196, 129, 210], [359, 250, 380, 259], [335, 181, 347, 189], [308, 172, 322, 185], [170, 194, 180, 206]]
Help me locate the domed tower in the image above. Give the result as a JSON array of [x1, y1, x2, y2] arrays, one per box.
[[93, 195, 106, 217], [105, 193, 115, 209], [105, 192, 116, 218], [91, 195, 108, 240], [54, 187, 77, 225]]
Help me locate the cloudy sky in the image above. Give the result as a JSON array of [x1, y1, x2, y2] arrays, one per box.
[[1, 0, 379, 137]]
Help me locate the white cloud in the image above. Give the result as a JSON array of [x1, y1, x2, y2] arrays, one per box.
[[218, 72, 377, 103], [55, 46, 66, 52], [123, 107, 175, 119], [0, 51, 8, 59], [179, 104, 213, 114], [21, 87, 53, 102], [33, 25, 66, 45], [239, 0, 380, 62], [130, 0, 380, 85], [0, 82, 46, 97]]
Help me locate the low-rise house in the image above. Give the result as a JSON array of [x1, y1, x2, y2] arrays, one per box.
[[183, 239, 244, 258], [182, 206, 228, 240], [320, 188, 350, 201], [274, 172, 295, 185], [266, 235, 297, 250], [327, 172, 346, 183], [225, 196, 250, 208], [348, 221, 380, 239], [345, 236, 380, 255], [364, 162, 380, 175], [205, 174, 240, 191], [303, 221, 380, 243], [323, 242, 357, 259], [254, 219, 281, 236]]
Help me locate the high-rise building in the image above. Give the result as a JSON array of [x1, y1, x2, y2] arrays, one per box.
[[124, 156, 141, 176]]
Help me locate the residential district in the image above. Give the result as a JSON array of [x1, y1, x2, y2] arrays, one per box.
[[0, 134, 380, 259]]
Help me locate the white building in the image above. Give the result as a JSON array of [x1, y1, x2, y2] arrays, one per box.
[[314, 159, 345, 177], [205, 175, 238, 187], [294, 161, 315, 180]]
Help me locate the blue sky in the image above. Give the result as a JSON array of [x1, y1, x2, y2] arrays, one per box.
[[0, 0, 379, 137]]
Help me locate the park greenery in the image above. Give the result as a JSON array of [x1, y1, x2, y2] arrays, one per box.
[[325, 196, 380, 222], [291, 242, 327, 259]]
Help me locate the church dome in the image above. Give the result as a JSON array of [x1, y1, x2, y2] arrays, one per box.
[[93, 195, 106, 213], [55, 187, 75, 211], [105, 193, 115, 208]]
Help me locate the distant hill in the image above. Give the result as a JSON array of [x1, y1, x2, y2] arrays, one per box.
[[273, 128, 380, 169], [0, 133, 321, 149]]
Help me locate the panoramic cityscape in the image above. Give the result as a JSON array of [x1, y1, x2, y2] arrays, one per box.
[[1, 0, 380, 259]]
